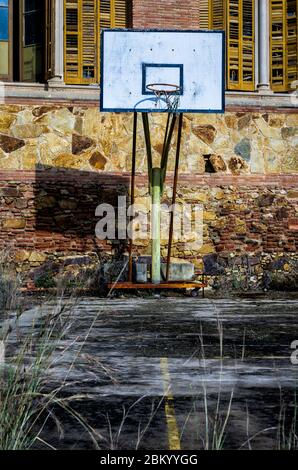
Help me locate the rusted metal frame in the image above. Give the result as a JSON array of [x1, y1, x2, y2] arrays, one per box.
[[128, 112, 138, 282], [107, 282, 207, 290], [142, 113, 153, 192], [160, 113, 178, 194], [166, 113, 183, 281]]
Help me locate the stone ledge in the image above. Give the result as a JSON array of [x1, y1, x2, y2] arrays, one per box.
[[0, 82, 297, 111], [0, 170, 297, 187]]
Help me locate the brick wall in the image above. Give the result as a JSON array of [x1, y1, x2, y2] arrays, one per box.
[[0, 170, 297, 289], [132, 0, 200, 29]]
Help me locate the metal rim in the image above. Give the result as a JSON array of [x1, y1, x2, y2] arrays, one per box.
[[146, 83, 181, 94]]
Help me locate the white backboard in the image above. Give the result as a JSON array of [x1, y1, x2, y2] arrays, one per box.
[[100, 29, 225, 113]]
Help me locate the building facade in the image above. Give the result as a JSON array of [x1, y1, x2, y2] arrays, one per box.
[[0, 0, 297, 289]]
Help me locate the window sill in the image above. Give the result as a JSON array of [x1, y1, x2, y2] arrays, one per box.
[[1, 81, 100, 105], [0, 82, 297, 110]]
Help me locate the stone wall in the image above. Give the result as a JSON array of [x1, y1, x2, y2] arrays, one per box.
[[0, 104, 297, 290], [0, 170, 297, 290], [0, 105, 297, 174]]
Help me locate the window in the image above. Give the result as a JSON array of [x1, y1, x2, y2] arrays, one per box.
[[64, 0, 130, 85], [270, 0, 298, 91], [0, 1, 52, 83], [19, 0, 46, 82], [199, 0, 255, 91], [0, 0, 12, 80]]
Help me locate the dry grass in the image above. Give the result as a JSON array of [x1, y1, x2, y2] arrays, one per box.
[[0, 251, 21, 312], [0, 286, 107, 449]]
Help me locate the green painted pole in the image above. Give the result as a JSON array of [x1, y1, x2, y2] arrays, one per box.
[[151, 167, 161, 284]]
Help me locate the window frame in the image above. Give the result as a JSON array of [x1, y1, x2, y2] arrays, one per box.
[[226, 0, 255, 91], [0, 0, 13, 82], [270, 0, 298, 92], [199, 0, 256, 92], [19, 0, 47, 83], [64, 0, 130, 85]]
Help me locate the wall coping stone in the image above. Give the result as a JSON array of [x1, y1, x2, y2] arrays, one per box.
[[0, 82, 297, 111], [0, 170, 297, 187]]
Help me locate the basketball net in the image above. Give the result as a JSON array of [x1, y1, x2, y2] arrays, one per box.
[[146, 83, 181, 112]]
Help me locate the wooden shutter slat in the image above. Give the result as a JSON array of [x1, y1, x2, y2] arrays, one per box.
[[242, 0, 254, 86], [65, 0, 128, 85], [100, 0, 112, 28], [270, 0, 287, 91], [64, 1, 80, 83], [228, 1, 240, 89], [226, 0, 255, 90], [65, 0, 98, 84], [114, 0, 127, 27], [199, 0, 211, 28], [210, 0, 225, 29], [270, 0, 298, 92], [202, 1, 255, 91], [81, 0, 97, 82], [286, 0, 298, 88]]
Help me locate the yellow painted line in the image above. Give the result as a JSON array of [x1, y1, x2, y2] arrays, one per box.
[[160, 357, 181, 450]]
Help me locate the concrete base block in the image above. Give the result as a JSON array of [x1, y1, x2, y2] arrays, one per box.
[[161, 262, 195, 281], [134, 263, 148, 283], [134, 260, 195, 283]]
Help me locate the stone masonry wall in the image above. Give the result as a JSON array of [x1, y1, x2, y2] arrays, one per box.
[[0, 105, 297, 174], [0, 104, 297, 289], [0, 171, 297, 290]]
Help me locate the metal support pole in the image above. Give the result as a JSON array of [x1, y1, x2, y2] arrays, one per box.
[[151, 168, 161, 284], [161, 114, 177, 192], [166, 113, 183, 281], [128, 112, 137, 282]]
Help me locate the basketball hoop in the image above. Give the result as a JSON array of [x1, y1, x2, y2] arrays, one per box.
[[146, 83, 181, 112]]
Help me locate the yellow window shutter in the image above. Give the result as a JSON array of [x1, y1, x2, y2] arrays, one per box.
[[210, 0, 225, 30], [64, 0, 97, 85], [100, 0, 112, 28], [270, 0, 298, 92], [65, 1, 128, 85], [99, 1, 128, 28], [114, 0, 128, 28], [286, 0, 298, 89], [227, 0, 255, 91], [201, 1, 255, 91], [227, 0, 241, 89], [241, 0, 255, 89], [64, 1, 80, 84], [270, 0, 287, 91], [81, 0, 97, 83], [199, 0, 211, 29]]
